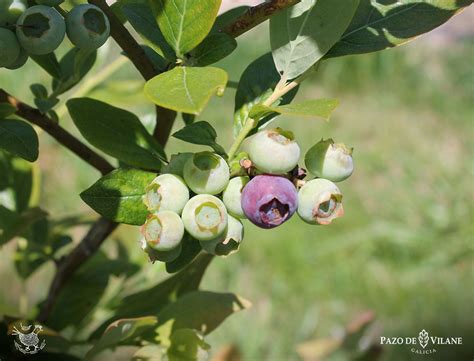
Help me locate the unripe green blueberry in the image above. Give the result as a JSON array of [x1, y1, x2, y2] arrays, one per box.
[[140, 211, 184, 251], [36, 0, 64, 6], [305, 139, 354, 182], [200, 215, 244, 256], [143, 174, 189, 214], [6, 46, 28, 69], [0, 0, 25, 26], [66, 4, 110, 50], [246, 128, 300, 174], [16, 5, 66, 55], [297, 178, 344, 225], [183, 152, 230, 195], [181, 194, 228, 241], [222, 176, 249, 219], [0, 28, 20, 67]]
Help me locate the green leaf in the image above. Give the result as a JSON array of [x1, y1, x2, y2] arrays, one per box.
[[0, 119, 39, 162], [189, 33, 237, 66], [151, 0, 221, 57], [326, 0, 471, 58], [249, 99, 339, 122], [234, 53, 298, 137], [161, 152, 193, 178], [121, 0, 176, 60], [80, 168, 156, 225], [145, 66, 228, 115], [0, 103, 16, 118], [85, 317, 158, 360], [212, 6, 249, 31], [270, 0, 359, 79], [172, 121, 226, 156], [167, 329, 210, 361], [30, 53, 62, 79], [165, 233, 203, 274], [0, 207, 47, 246], [182, 113, 195, 125], [156, 291, 251, 338], [91, 254, 213, 338], [67, 98, 165, 170]]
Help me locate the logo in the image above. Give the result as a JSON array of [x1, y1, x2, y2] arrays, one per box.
[[11, 323, 46, 355], [380, 328, 463, 355]]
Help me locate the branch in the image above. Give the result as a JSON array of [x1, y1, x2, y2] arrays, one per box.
[[37, 218, 118, 323], [0, 89, 114, 175], [88, 0, 177, 147], [221, 0, 300, 38]]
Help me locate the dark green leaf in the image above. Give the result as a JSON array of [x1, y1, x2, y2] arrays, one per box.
[[326, 0, 471, 58], [165, 233, 203, 274], [142, 45, 169, 73], [67, 98, 166, 170], [156, 291, 251, 337], [0, 207, 47, 246], [270, 0, 359, 79], [35, 97, 59, 113], [30, 53, 62, 79], [151, 0, 221, 57], [0, 119, 39, 162], [173, 121, 226, 156], [182, 113, 195, 125], [10, 156, 36, 212], [249, 99, 339, 121], [145, 66, 228, 115], [30, 83, 48, 99], [167, 329, 210, 360], [234, 53, 298, 137], [121, 0, 176, 60], [189, 33, 237, 66], [161, 152, 193, 178], [85, 317, 158, 360], [0, 103, 16, 118], [212, 6, 249, 31], [80, 168, 156, 225]]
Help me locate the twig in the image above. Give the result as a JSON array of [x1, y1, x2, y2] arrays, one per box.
[[37, 218, 118, 323], [221, 0, 300, 38], [0, 89, 114, 175]]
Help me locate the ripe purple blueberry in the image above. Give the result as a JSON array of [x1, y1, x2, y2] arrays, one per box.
[[241, 175, 297, 229]]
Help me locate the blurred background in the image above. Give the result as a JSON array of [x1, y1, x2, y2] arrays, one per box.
[[0, 2, 473, 360]]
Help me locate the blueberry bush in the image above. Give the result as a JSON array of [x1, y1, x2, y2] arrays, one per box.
[[0, 0, 471, 359]]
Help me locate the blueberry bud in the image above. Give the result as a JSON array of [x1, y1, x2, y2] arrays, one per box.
[[143, 174, 189, 214], [305, 139, 354, 182], [0, 28, 20, 68], [245, 128, 300, 174], [16, 5, 66, 55], [183, 152, 230, 195], [181, 194, 228, 241], [140, 211, 184, 251], [241, 175, 297, 228], [222, 176, 249, 219], [297, 178, 344, 225], [66, 4, 110, 50], [200, 215, 244, 256]]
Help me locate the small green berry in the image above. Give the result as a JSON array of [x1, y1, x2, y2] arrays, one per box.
[[305, 139, 354, 182], [181, 194, 228, 241], [6, 46, 28, 69], [143, 174, 189, 214], [66, 4, 110, 50], [222, 176, 249, 219], [200, 215, 244, 256], [183, 152, 230, 195], [140, 211, 184, 251], [16, 5, 66, 55], [297, 178, 344, 225], [0, 28, 20, 67], [246, 128, 300, 174]]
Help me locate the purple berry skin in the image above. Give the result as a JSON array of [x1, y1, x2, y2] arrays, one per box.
[[241, 175, 297, 229]]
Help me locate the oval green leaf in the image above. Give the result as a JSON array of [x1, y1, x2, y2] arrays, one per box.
[[80, 168, 156, 225], [0, 119, 39, 162], [144, 66, 228, 115]]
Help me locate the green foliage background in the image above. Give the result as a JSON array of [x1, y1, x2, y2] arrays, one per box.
[[0, 9, 473, 360]]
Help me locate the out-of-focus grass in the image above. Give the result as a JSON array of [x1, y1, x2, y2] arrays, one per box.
[[0, 18, 473, 361]]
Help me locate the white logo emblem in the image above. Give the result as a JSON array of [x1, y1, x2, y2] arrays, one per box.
[[11, 323, 46, 355], [418, 329, 429, 349]]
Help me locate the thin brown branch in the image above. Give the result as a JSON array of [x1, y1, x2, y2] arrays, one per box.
[[37, 218, 118, 323], [88, 0, 177, 145], [0, 89, 114, 175], [221, 0, 300, 38]]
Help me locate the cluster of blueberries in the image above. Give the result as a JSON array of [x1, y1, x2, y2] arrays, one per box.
[[0, 0, 110, 69], [140, 128, 354, 262]]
